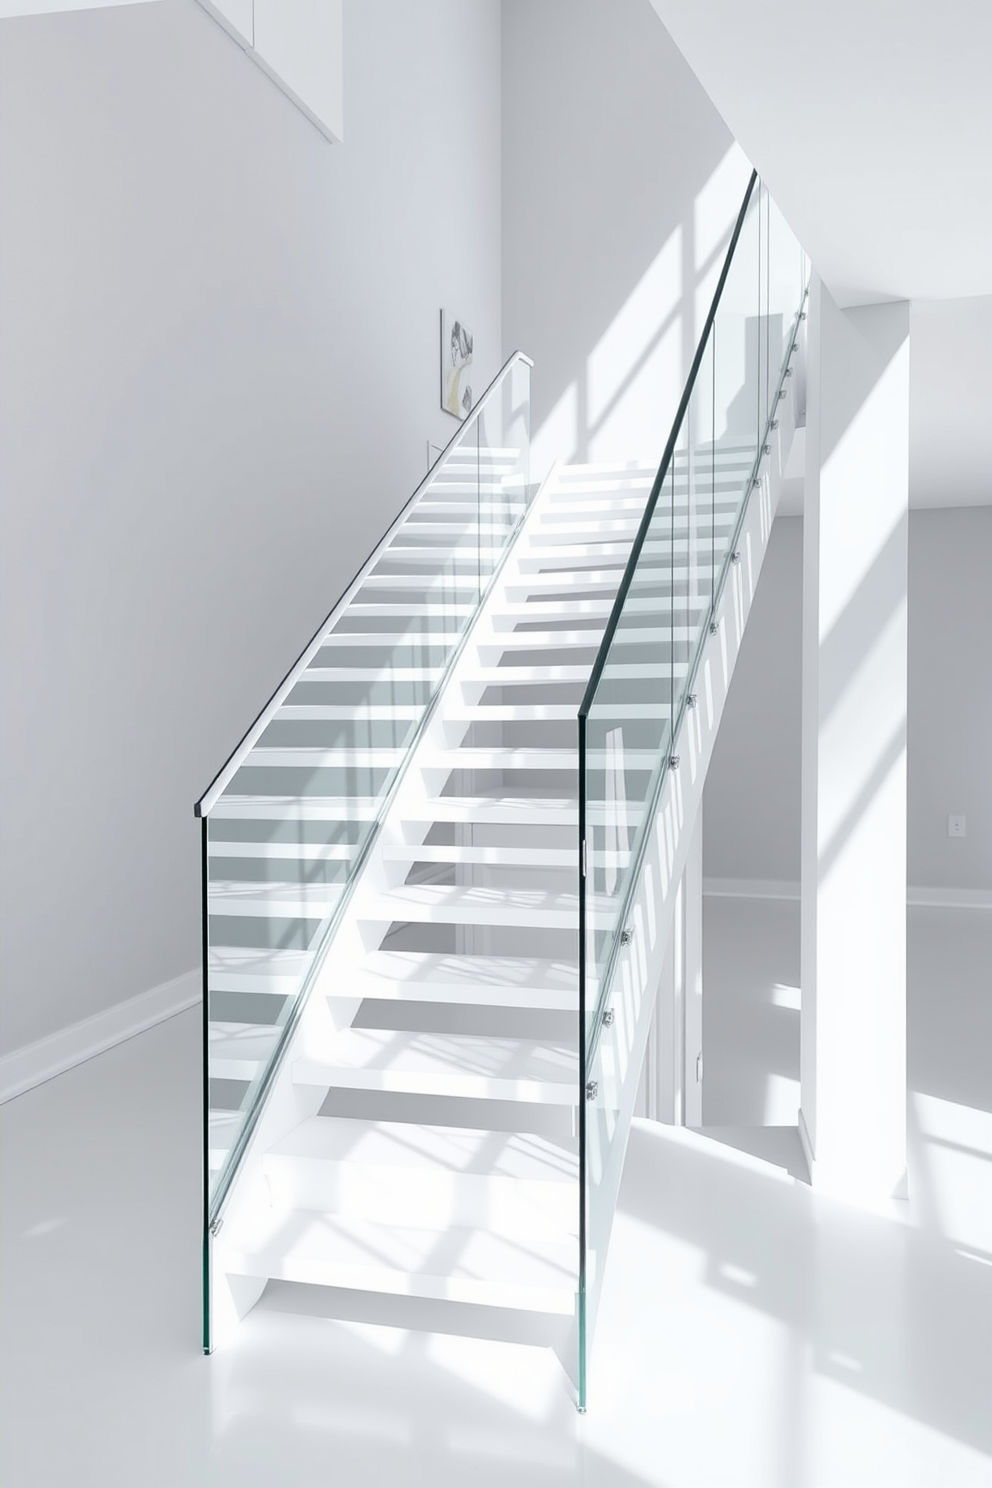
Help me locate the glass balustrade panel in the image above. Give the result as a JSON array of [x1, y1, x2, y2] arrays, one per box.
[[201, 357, 532, 1215], [577, 174, 808, 1408]]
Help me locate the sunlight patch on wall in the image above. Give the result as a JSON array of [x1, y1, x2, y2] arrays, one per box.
[[764, 1072, 800, 1124]]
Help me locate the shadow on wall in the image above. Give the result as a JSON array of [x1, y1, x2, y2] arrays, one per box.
[[502, 0, 753, 475], [533, 145, 751, 475]]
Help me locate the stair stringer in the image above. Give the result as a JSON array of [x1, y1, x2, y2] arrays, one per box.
[[580, 386, 799, 1359]]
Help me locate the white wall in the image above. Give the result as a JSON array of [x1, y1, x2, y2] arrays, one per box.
[[0, 0, 502, 1052], [704, 507, 992, 894], [502, 0, 751, 477]]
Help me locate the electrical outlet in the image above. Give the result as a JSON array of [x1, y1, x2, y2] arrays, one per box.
[[948, 815, 966, 838]]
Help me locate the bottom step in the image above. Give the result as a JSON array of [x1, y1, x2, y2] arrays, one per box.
[[223, 1212, 577, 1314]]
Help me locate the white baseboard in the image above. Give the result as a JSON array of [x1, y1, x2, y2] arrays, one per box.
[[703, 878, 992, 910], [704, 877, 801, 900], [906, 885, 992, 910], [0, 968, 200, 1106]]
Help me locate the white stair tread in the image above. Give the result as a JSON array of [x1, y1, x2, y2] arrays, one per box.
[[268, 1117, 578, 1185], [262, 1120, 578, 1233], [463, 663, 687, 684], [376, 545, 507, 562], [431, 748, 579, 771], [363, 881, 578, 928], [461, 665, 599, 684], [209, 1024, 281, 1079], [301, 667, 445, 682], [317, 632, 465, 647], [208, 881, 342, 916], [358, 573, 487, 590], [493, 600, 615, 620], [208, 798, 379, 821], [476, 629, 607, 649], [222, 1214, 576, 1312], [399, 796, 577, 825], [488, 625, 704, 646], [209, 946, 311, 978], [244, 747, 406, 768], [273, 704, 423, 721], [295, 1029, 578, 1103], [382, 843, 575, 868], [337, 603, 476, 617], [400, 518, 514, 533], [518, 541, 726, 570], [442, 704, 580, 722], [445, 702, 670, 721], [352, 952, 576, 1009], [208, 841, 355, 862], [529, 513, 735, 540], [398, 796, 642, 826]]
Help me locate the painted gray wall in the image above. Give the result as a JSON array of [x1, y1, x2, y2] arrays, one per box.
[[703, 515, 804, 882], [0, 0, 502, 1051], [502, 0, 750, 477], [704, 506, 992, 892], [906, 506, 992, 891]]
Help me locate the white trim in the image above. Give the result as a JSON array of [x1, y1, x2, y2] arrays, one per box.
[[703, 877, 801, 900], [0, 969, 199, 1105], [906, 885, 992, 910], [703, 877, 992, 909]]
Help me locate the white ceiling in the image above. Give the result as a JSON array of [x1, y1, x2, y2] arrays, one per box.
[[647, 0, 992, 509], [646, 0, 992, 307]]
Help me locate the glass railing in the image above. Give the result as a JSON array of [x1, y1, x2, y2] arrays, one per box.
[[195, 352, 532, 1241], [576, 174, 808, 1407]]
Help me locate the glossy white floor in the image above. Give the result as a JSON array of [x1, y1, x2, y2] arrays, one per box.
[[2, 902, 990, 1487]]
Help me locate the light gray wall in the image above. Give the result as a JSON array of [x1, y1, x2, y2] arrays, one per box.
[[0, 0, 502, 1051], [906, 506, 992, 890], [502, 0, 750, 477], [704, 507, 992, 892], [703, 516, 804, 882]]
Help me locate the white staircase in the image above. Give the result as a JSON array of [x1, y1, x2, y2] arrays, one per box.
[[210, 449, 756, 1333]]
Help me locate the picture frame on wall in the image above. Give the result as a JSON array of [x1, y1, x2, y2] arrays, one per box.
[[440, 310, 474, 419]]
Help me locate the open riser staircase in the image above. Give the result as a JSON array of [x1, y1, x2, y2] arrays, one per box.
[[198, 173, 808, 1408]]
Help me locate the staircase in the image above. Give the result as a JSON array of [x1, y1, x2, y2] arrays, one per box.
[[197, 172, 808, 1409]]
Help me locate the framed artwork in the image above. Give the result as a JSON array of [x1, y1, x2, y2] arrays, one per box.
[[440, 310, 474, 419]]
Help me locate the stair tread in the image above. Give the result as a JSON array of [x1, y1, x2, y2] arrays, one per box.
[[268, 1117, 578, 1183], [210, 1024, 281, 1076], [362, 881, 578, 928], [208, 841, 355, 861], [301, 667, 445, 681], [245, 747, 406, 768], [354, 952, 576, 1007], [296, 1028, 578, 1093], [208, 798, 380, 821], [208, 881, 342, 915], [317, 632, 466, 646], [381, 843, 575, 867], [223, 1213, 576, 1310]]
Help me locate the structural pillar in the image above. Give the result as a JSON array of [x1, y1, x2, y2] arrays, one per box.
[[799, 276, 910, 1203]]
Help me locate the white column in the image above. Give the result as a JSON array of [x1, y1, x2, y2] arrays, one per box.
[[800, 275, 910, 1203]]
